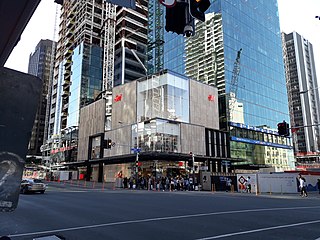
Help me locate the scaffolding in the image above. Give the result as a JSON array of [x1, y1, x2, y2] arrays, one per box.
[[102, 1, 116, 91]]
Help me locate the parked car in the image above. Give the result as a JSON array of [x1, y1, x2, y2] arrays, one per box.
[[20, 178, 47, 194]]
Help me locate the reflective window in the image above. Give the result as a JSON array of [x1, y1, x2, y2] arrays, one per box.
[[131, 119, 180, 153], [137, 72, 189, 122]]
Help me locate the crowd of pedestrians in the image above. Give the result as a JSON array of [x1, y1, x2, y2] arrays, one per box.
[[122, 175, 198, 191]]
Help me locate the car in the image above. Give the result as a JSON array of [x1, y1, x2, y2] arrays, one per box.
[[20, 178, 47, 194]]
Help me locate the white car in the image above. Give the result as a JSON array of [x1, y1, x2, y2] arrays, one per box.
[[20, 178, 47, 194]]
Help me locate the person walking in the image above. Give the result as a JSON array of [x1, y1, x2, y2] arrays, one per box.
[[246, 176, 252, 193], [298, 174, 308, 197]]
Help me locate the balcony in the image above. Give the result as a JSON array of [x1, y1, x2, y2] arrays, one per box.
[[64, 59, 72, 69], [64, 49, 73, 58], [66, 19, 75, 28]]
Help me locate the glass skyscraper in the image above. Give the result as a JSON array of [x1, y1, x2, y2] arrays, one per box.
[[150, 0, 294, 170]]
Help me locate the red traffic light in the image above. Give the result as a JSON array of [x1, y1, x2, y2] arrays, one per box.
[[277, 121, 289, 137]]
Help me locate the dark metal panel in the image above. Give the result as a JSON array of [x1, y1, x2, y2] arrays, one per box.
[[0, 67, 42, 211]]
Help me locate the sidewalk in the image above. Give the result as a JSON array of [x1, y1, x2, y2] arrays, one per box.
[[45, 180, 320, 199]]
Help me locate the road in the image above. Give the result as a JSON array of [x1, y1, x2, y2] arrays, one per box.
[[1, 181, 320, 240]]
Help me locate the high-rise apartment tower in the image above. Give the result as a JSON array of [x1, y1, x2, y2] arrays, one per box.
[[282, 31, 320, 164]]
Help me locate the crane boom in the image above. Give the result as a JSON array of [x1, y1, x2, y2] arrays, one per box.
[[229, 48, 242, 121]]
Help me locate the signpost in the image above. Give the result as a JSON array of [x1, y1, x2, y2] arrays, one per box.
[[131, 148, 141, 179]]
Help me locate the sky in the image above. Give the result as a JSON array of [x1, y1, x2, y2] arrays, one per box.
[[4, 0, 320, 82]]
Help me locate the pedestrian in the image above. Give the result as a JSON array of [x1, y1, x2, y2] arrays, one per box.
[[317, 179, 320, 194], [246, 176, 251, 193], [298, 174, 308, 197], [226, 178, 232, 192]]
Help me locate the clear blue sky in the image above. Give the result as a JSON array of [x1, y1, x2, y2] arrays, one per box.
[[4, 0, 320, 84]]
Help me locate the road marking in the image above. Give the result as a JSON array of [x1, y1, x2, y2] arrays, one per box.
[[195, 219, 320, 239], [9, 206, 320, 238]]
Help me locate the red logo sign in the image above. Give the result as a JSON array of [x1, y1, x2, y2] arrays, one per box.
[[114, 94, 122, 102], [208, 95, 215, 101]]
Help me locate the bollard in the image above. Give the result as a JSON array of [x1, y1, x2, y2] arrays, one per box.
[[211, 183, 215, 192], [84, 180, 86, 188], [231, 184, 234, 193], [92, 181, 95, 189], [102, 181, 105, 191]]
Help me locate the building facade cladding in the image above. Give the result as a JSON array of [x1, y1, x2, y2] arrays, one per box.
[[67, 43, 103, 128], [102, 71, 222, 158], [113, 0, 148, 86], [27, 39, 56, 156], [151, 0, 294, 169], [283, 31, 320, 156]]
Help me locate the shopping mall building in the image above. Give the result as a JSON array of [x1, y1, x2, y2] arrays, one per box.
[[75, 70, 232, 182]]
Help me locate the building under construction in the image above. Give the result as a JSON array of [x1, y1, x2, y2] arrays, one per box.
[[45, 0, 148, 164]]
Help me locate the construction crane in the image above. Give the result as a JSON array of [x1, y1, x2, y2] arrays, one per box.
[[228, 48, 242, 122]]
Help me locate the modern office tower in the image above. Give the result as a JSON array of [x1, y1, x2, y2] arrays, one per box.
[[27, 39, 56, 160], [114, 0, 148, 86], [282, 31, 320, 166], [149, 0, 294, 171]]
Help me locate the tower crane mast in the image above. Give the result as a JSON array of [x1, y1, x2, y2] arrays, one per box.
[[229, 48, 242, 121]]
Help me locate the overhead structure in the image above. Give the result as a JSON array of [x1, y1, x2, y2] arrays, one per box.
[[102, 1, 116, 91]]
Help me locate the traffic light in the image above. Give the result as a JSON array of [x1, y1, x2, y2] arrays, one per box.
[[188, 152, 194, 167], [165, 1, 195, 36], [277, 121, 290, 137], [103, 139, 112, 149], [189, 0, 211, 22]]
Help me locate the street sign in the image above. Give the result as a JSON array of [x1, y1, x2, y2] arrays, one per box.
[[131, 148, 141, 153], [199, 166, 208, 171], [221, 161, 231, 166]]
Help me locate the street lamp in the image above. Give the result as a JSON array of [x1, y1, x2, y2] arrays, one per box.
[[299, 86, 319, 94]]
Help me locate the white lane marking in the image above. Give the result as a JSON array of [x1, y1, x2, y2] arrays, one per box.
[[9, 206, 320, 238], [195, 219, 320, 239]]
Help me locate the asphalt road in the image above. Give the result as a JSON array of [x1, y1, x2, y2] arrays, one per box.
[[1, 181, 320, 240]]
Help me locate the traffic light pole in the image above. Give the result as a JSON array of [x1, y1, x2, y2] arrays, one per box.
[[290, 123, 320, 129], [192, 153, 195, 190], [135, 152, 139, 182]]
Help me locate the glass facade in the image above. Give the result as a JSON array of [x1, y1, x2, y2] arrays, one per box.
[[213, 0, 289, 128], [53, 62, 64, 135], [132, 119, 181, 153], [150, 0, 294, 168], [67, 42, 103, 128], [137, 72, 189, 122]]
